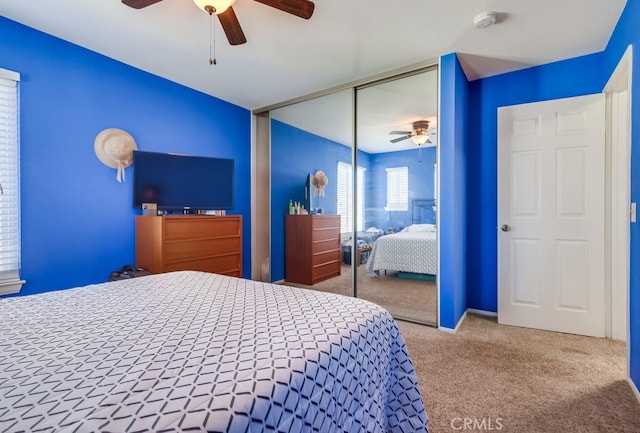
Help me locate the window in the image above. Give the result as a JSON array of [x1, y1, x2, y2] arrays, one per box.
[[385, 166, 408, 211], [0, 68, 23, 295], [337, 161, 365, 232]]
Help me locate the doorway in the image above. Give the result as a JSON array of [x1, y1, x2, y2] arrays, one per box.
[[496, 46, 632, 345]]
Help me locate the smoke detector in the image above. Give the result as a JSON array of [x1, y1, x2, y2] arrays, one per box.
[[474, 11, 497, 29]]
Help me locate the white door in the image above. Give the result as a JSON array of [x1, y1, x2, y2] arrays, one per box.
[[498, 94, 606, 338]]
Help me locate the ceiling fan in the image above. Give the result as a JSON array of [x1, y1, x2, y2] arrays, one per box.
[[389, 120, 436, 145], [121, 0, 315, 46]]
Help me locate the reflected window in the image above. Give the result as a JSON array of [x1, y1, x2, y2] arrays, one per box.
[[337, 161, 365, 232], [385, 166, 408, 211]]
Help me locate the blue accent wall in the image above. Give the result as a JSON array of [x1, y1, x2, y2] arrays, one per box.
[[439, 53, 469, 329], [602, 0, 640, 394], [0, 17, 251, 295]]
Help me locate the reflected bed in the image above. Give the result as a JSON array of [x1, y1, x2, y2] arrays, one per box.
[[366, 227, 437, 277], [366, 199, 437, 277]]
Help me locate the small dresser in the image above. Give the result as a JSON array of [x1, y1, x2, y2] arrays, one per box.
[[135, 215, 242, 277], [285, 214, 341, 285]]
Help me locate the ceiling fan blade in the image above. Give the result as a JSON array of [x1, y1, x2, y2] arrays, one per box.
[[253, 0, 315, 19], [390, 136, 410, 143], [389, 130, 411, 135], [121, 0, 163, 9], [218, 7, 247, 46]]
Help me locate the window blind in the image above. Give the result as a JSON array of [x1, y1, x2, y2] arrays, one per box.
[[0, 68, 23, 294], [356, 165, 365, 232], [337, 161, 365, 233], [385, 166, 408, 211]]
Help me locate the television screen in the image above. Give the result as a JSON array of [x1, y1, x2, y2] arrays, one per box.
[[133, 151, 234, 211], [305, 172, 316, 212]]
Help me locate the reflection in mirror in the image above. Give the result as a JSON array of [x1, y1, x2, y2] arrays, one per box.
[[356, 68, 438, 325], [267, 67, 438, 327], [269, 89, 355, 297]]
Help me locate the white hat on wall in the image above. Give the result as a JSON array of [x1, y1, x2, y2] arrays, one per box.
[[312, 170, 328, 197], [94, 128, 137, 183]]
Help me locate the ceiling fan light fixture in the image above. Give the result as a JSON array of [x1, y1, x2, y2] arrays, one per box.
[[411, 134, 430, 145], [193, 0, 236, 14]]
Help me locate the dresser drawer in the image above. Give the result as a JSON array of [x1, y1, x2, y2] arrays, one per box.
[[163, 237, 241, 262], [312, 249, 340, 266], [312, 228, 339, 243], [312, 238, 339, 254], [164, 217, 240, 241], [312, 260, 340, 282], [312, 216, 340, 230], [164, 254, 241, 276]]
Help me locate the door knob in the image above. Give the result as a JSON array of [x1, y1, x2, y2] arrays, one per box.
[[501, 224, 511, 232]]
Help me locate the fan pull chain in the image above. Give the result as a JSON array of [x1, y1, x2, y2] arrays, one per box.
[[208, 8, 217, 65]]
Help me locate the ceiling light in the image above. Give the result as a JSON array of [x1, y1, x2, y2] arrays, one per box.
[[412, 134, 430, 146], [473, 11, 497, 29], [193, 0, 236, 14]]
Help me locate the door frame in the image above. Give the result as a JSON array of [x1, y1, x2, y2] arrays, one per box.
[[603, 45, 632, 357], [494, 46, 632, 343]]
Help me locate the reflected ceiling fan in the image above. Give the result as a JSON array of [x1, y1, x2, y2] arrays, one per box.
[[389, 120, 436, 146], [122, 0, 315, 46]]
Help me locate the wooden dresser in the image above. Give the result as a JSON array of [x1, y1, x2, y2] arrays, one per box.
[[285, 214, 341, 285], [135, 215, 242, 277]]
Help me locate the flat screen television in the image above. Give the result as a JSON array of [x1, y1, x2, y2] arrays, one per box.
[[133, 150, 234, 212], [305, 172, 316, 212]]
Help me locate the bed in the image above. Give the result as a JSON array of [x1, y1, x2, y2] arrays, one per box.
[[366, 228, 437, 277], [0, 271, 428, 432], [366, 199, 437, 277]]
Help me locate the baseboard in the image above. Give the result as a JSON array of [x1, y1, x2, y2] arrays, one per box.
[[438, 308, 498, 333], [629, 377, 640, 404], [438, 310, 468, 333], [467, 308, 498, 318]]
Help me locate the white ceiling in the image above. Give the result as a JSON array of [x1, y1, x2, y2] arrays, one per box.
[[271, 68, 438, 153], [0, 0, 626, 112]]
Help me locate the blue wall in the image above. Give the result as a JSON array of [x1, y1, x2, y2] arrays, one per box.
[[438, 53, 469, 330], [601, 0, 640, 394], [0, 17, 251, 295]]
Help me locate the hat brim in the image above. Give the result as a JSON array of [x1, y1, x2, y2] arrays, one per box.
[[313, 171, 328, 187], [94, 128, 138, 169]]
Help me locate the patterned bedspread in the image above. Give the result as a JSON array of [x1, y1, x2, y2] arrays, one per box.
[[0, 271, 428, 432], [366, 231, 437, 275]]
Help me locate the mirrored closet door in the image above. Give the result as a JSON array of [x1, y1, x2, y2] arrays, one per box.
[[354, 68, 438, 325], [265, 66, 438, 326], [269, 89, 355, 297]]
